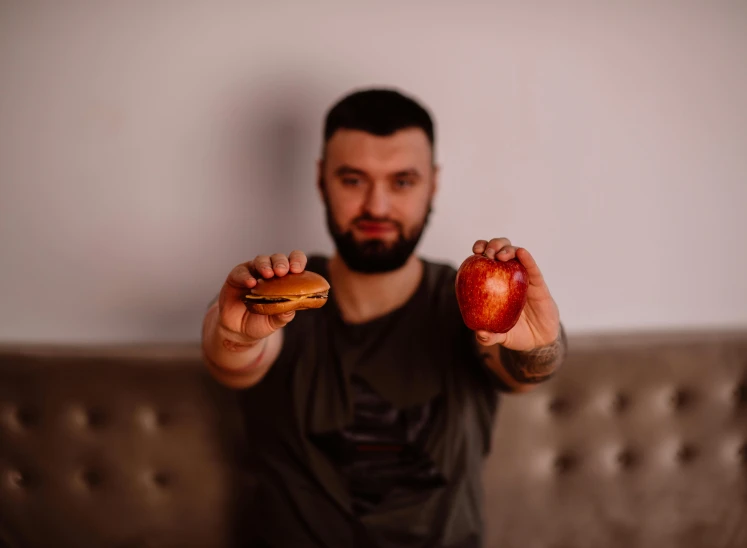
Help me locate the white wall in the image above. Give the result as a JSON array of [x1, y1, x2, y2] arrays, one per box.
[[1, 1, 745, 343]]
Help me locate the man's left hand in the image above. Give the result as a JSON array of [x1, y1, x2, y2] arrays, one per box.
[[471, 238, 561, 351]]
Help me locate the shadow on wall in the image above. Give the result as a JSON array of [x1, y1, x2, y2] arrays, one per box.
[[142, 80, 328, 341], [224, 80, 326, 258]]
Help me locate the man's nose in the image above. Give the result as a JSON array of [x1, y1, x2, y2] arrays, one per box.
[[363, 183, 391, 218]]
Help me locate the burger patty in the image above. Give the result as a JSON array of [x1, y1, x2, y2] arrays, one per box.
[[242, 294, 328, 304]]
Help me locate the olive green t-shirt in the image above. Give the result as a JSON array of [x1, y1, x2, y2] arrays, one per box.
[[237, 256, 503, 548]]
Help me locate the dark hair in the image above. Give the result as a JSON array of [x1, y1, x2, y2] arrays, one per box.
[[323, 88, 435, 152]]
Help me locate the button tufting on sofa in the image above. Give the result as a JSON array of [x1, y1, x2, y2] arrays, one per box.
[[611, 392, 630, 413], [137, 406, 172, 432], [80, 468, 103, 489], [553, 453, 578, 474], [68, 405, 107, 430], [3, 405, 39, 430], [735, 381, 747, 408], [155, 411, 170, 427], [87, 407, 107, 428], [671, 388, 696, 411], [676, 443, 698, 464], [151, 471, 172, 488], [738, 443, 747, 465], [6, 469, 29, 489], [548, 397, 572, 416], [616, 448, 639, 470]]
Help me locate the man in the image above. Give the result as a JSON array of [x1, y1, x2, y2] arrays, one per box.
[[201, 89, 566, 548]]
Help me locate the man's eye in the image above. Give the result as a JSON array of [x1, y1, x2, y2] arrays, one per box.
[[342, 177, 361, 186], [394, 178, 414, 189]]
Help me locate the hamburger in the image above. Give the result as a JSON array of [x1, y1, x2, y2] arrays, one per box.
[[242, 270, 330, 315]]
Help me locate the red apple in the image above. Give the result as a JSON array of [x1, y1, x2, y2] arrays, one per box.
[[455, 254, 528, 333]]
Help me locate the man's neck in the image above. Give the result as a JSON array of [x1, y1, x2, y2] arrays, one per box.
[[327, 253, 424, 325]]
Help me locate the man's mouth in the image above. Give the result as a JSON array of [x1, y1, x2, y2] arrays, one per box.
[[355, 220, 398, 236]]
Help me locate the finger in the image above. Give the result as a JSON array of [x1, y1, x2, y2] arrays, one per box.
[[475, 330, 507, 346], [268, 310, 295, 330], [270, 253, 290, 276], [496, 245, 518, 262], [472, 240, 488, 255], [288, 250, 307, 273], [253, 255, 274, 279], [515, 247, 545, 287], [227, 264, 257, 289], [484, 237, 512, 260]]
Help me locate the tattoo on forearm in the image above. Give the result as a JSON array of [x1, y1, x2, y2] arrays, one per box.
[[499, 327, 567, 384]]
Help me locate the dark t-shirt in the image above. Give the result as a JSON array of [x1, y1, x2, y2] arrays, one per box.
[[237, 256, 503, 548]]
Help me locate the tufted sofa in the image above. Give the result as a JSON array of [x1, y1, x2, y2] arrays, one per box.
[[1, 330, 746, 548]]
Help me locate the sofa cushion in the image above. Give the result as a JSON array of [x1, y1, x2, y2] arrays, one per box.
[[485, 330, 747, 548], [0, 345, 251, 548], [1, 331, 746, 548]]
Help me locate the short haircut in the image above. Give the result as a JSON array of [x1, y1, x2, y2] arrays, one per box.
[[323, 88, 435, 154]]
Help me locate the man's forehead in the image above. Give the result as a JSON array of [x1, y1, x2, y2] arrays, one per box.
[[324, 128, 432, 169]]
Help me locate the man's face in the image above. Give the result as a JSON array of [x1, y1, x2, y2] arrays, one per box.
[[319, 128, 437, 273]]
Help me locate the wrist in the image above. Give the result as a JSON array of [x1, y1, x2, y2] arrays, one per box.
[[215, 322, 263, 352], [205, 320, 268, 374], [203, 305, 261, 359], [500, 325, 566, 384]]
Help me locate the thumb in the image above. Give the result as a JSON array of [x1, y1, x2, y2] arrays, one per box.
[[267, 310, 296, 331], [475, 330, 507, 347]]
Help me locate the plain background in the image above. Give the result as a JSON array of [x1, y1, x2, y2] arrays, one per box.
[[1, 1, 745, 343]]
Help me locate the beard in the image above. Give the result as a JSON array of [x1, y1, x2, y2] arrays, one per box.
[[322, 186, 432, 274]]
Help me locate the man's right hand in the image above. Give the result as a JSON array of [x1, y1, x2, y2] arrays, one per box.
[[202, 250, 307, 389], [219, 250, 308, 342]]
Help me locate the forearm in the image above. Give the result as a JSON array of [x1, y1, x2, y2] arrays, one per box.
[[498, 324, 567, 387], [201, 303, 281, 389]]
